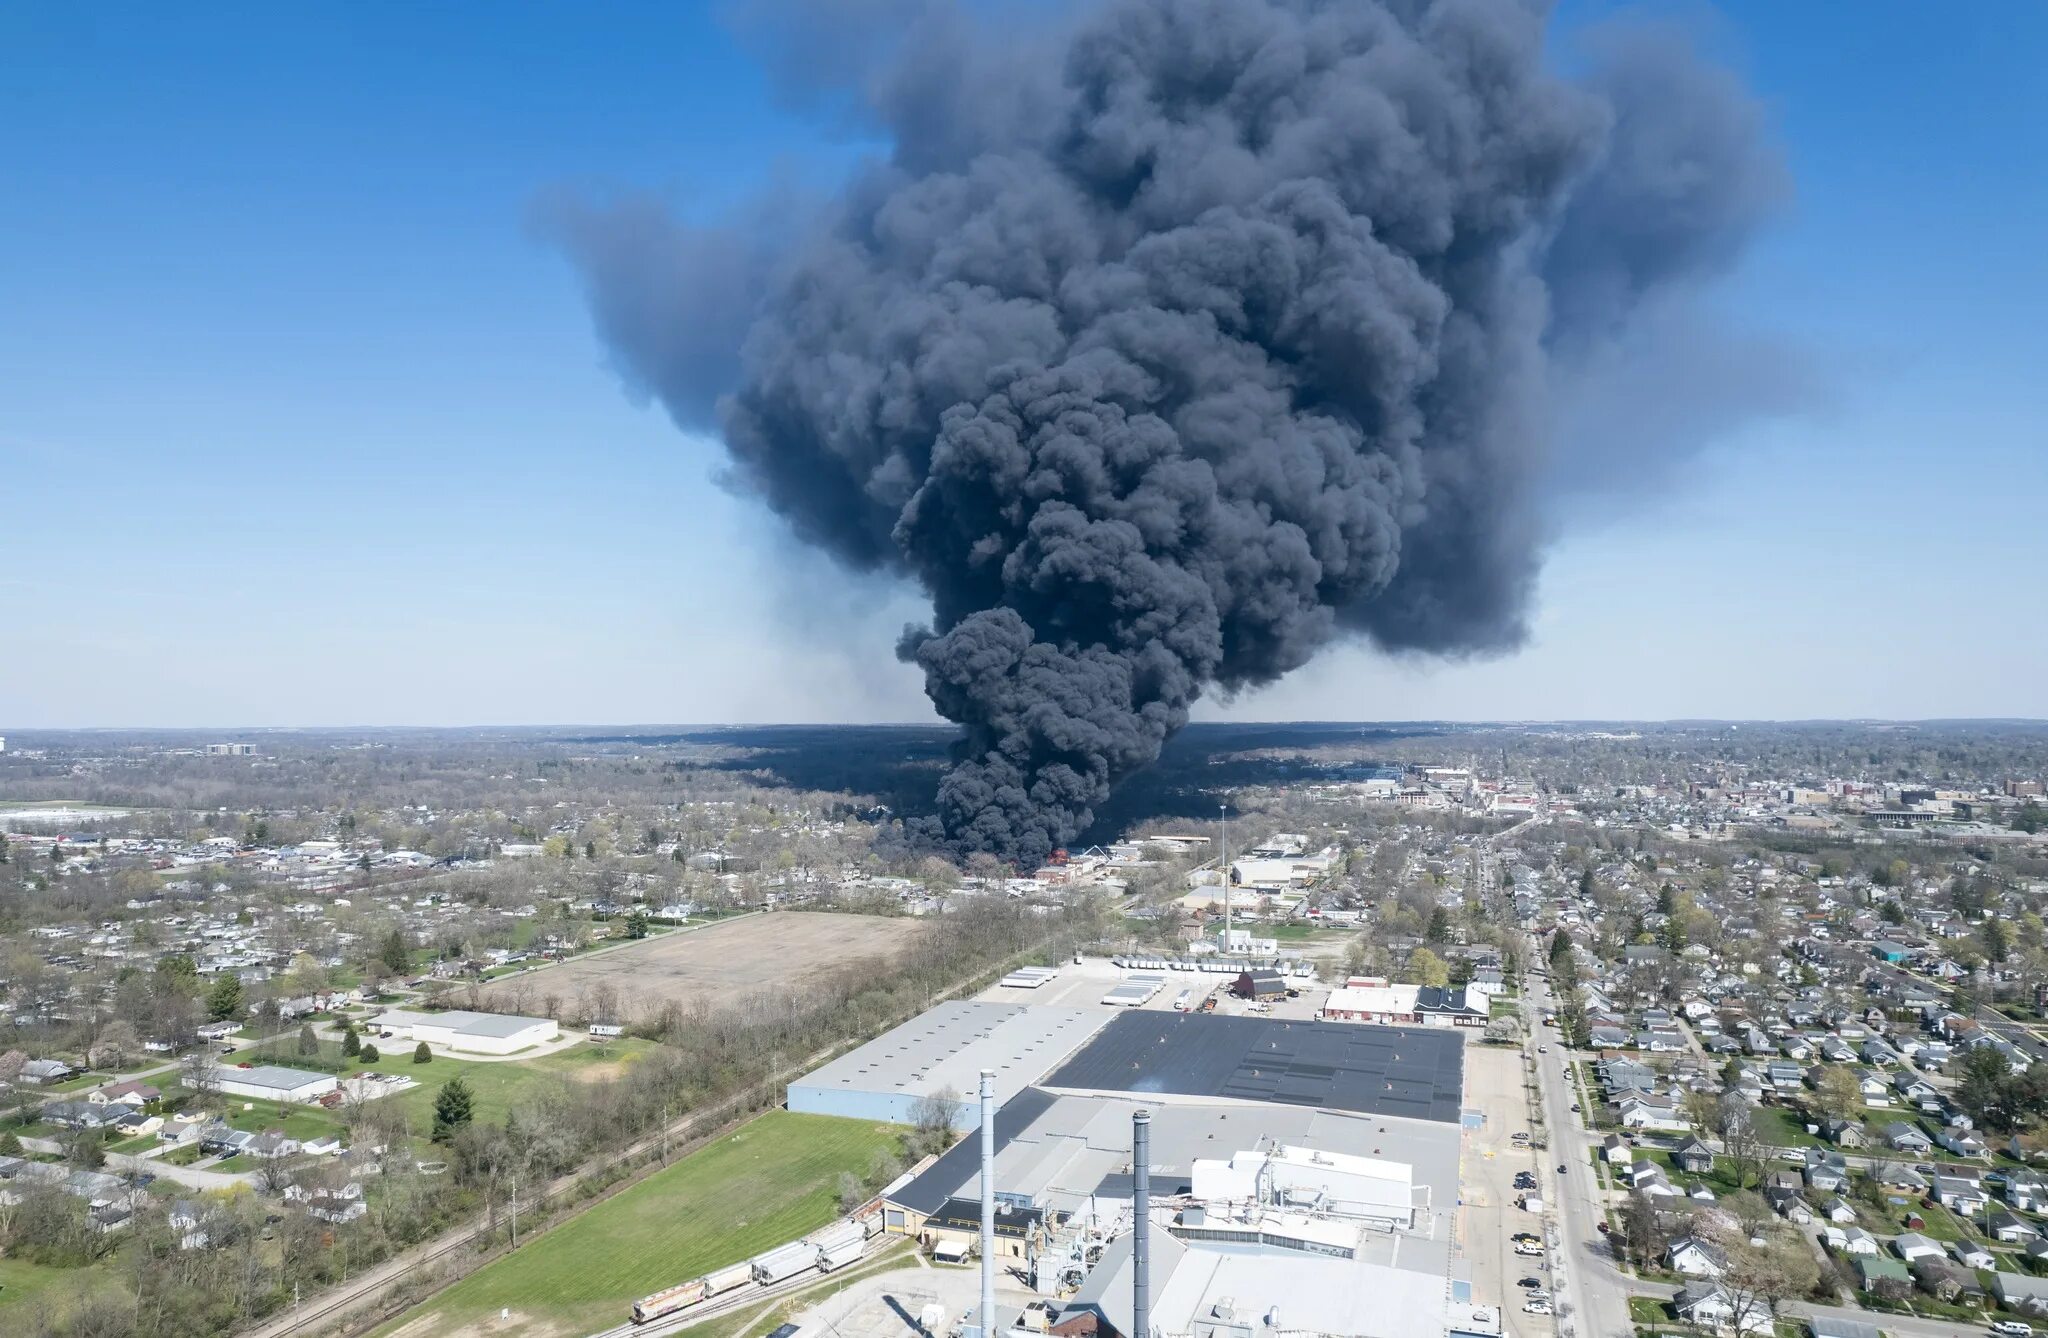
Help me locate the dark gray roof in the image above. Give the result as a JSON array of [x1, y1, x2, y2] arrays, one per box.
[[1041, 1013, 1464, 1123], [890, 1086, 1057, 1218]]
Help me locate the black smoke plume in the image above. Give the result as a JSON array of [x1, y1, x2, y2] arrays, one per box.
[[553, 0, 1785, 867]]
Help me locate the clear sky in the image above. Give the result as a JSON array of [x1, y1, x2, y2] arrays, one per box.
[[3, 2, 2044, 729]]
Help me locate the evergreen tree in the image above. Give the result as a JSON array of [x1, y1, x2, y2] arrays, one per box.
[[413, 1041, 432, 1064], [360, 1043, 380, 1063], [1425, 905, 1452, 943], [296, 1024, 318, 1056], [158, 954, 200, 991], [432, 1076, 475, 1142], [380, 928, 410, 975], [341, 1024, 361, 1058], [206, 973, 244, 1021]]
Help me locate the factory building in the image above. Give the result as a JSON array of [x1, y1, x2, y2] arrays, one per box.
[[870, 1005, 1467, 1338], [787, 1000, 1109, 1129]]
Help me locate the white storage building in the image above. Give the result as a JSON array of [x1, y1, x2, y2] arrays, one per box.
[[188, 1064, 338, 1104], [787, 1000, 1109, 1130], [370, 1008, 559, 1056]]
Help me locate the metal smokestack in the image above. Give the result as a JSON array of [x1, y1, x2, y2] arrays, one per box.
[[980, 1069, 997, 1338], [1133, 1109, 1151, 1338]]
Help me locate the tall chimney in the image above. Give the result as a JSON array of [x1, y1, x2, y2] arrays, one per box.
[[1133, 1109, 1152, 1338], [980, 1068, 997, 1338]]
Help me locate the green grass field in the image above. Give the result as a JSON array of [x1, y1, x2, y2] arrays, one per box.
[[383, 1036, 662, 1133], [378, 1111, 900, 1338], [0, 1256, 119, 1317]]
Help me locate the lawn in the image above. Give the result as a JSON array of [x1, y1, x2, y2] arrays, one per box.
[[1646, 1149, 1748, 1195], [220, 1102, 348, 1143], [376, 1111, 901, 1337], [1267, 923, 1350, 943], [378, 1036, 660, 1132], [1749, 1104, 1822, 1148], [0, 1256, 120, 1318]]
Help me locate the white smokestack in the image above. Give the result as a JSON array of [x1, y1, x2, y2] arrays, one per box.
[[980, 1068, 996, 1338]]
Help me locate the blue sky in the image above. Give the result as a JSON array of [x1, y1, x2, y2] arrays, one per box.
[[3, 1, 2044, 728]]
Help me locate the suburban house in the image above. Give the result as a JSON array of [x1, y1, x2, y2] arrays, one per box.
[[1668, 1236, 1728, 1278], [1672, 1282, 1771, 1335], [1882, 1122, 1932, 1153]]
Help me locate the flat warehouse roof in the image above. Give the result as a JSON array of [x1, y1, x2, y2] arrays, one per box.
[[220, 1064, 332, 1090], [1042, 1013, 1464, 1123], [372, 1008, 552, 1038], [791, 1000, 1110, 1107]]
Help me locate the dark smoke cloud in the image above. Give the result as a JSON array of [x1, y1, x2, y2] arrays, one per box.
[[555, 0, 1786, 867]]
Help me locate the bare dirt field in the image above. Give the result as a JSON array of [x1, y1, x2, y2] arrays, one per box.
[[481, 912, 917, 1023]]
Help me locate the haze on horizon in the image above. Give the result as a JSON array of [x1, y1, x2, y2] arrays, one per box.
[[5, 2, 2046, 732]]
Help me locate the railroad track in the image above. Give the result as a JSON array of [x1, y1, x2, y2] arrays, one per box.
[[585, 1235, 894, 1338]]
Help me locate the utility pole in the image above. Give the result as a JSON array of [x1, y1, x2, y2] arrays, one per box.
[[1220, 803, 1230, 960]]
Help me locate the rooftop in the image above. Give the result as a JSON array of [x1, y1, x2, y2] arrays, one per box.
[[1043, 1012, 1465, 1123], [371, 1008, 552, 1038], [790, 1000, 1109, 1109]]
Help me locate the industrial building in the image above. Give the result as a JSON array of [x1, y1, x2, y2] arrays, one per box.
[[787, 1000, 1109, 1129], [1041, 1011, 1465, 1123], [368, 1008, 559, 1055], [867, 1001, 1469, 1338], [184, 1064, 337, 1104]]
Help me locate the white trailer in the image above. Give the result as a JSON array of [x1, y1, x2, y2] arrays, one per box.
[[806, 1222, 866, 1257], [703, 1262, 754, 1296], [818, 1236, 864, 1273], [752, 1241, 819, 1285]]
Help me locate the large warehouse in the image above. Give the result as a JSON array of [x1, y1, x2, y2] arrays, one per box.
[[787, 1000, 1109, 1129], [185, 1063, 338, 1104], [369, 1008, 558, 1055], [1041, 1010, 1465, 1122], [871, 1004, 1470, 1338]]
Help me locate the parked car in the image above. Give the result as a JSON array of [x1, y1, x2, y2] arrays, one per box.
[[1990, 1323, 2032, 1337], [1518, 1277, 1543, 1289]]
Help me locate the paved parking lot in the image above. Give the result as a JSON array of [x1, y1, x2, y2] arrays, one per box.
[[1460, 1041, 1555, 1338]]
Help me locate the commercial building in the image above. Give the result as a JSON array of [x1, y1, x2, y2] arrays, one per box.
[[787, 1000, 1109, 1129], [1321, 979, 1490, 1028], [1319, 978, 1421, 1024], [369, 1008, 558, 1056], [187, 1064, 338, 1104]]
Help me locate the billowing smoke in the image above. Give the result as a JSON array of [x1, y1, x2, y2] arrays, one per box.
[[553, 0, 1785, 867]]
